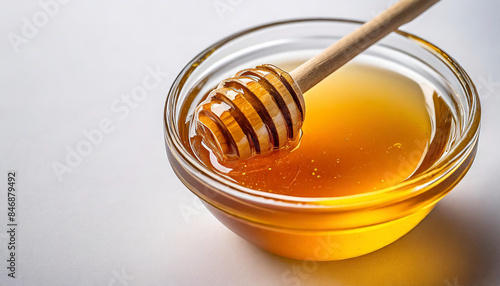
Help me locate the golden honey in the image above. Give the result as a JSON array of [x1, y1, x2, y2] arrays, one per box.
[[167, 20, 479, 262], [185, 62, 435, 197]]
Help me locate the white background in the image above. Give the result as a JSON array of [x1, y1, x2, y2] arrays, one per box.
[[1, 0, 499, 285]]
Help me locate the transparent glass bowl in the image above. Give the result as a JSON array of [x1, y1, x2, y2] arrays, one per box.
[[164, 19, 481, 260]]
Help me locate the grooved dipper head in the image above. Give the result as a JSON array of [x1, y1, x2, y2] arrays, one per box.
[[194, 64, 305, 161]]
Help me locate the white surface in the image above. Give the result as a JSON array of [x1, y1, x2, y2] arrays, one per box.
[[1, 0, 499, 285]]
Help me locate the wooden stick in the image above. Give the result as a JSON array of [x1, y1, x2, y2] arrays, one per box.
[[195, 0, 440, 161], [290, 0, 440, 93]]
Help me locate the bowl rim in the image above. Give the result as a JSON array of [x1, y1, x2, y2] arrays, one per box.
[[164, 18, 481, 209]]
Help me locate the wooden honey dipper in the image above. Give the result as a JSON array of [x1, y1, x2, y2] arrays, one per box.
[[194, 0, 439, 161]]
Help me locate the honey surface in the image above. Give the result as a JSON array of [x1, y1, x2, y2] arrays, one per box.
[[188, 63, 432, 197]]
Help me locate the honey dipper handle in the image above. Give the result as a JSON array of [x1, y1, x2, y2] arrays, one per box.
[[290, 0, 439, 93]]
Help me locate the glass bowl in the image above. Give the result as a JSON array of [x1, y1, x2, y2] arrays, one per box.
[[164, 19, 481, 260]]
